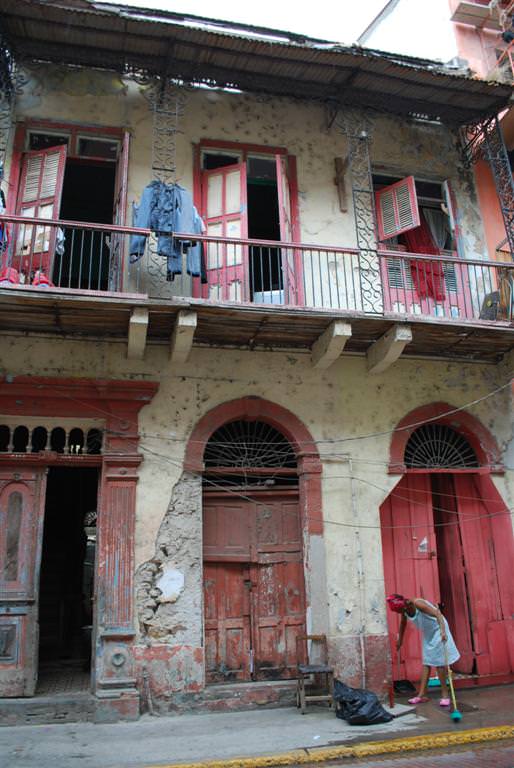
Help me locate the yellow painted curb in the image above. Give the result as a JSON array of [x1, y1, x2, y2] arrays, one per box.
[[144, 724, 514, 768]]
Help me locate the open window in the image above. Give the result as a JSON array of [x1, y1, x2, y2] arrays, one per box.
[[374, 174, 459, 252], [195, 144, 301, 305], [374, 173, 465, 316], [8, 123, 129, 290]]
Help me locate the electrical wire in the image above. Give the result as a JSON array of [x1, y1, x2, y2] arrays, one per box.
[[24, 373, 511, 449], [136, 442, 514, 531]]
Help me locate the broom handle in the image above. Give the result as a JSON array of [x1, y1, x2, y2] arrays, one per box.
[[443, 638, 458, 710]]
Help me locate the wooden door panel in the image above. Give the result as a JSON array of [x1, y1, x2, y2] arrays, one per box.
[[203, 490, 305, 683], [380, 474, 440, 682], [0, 469, 47, 697], [203, 500, 252, 560], [453, 474, 509, 676], [203, 562, 251, 682], [201, 162, 248, 302], [253, 557, 305, 680]]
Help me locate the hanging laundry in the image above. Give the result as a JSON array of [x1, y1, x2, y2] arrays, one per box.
[[403, 211, 446, 301], [130, 181, 206, 281]]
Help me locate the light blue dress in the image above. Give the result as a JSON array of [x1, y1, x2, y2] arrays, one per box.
[[407, 601, 460, 667]]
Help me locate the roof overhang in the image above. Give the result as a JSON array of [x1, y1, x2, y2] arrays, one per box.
[[0, 0, 512, 125]]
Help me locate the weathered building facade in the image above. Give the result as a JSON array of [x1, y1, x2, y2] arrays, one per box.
[[0, 0, 513, 723]]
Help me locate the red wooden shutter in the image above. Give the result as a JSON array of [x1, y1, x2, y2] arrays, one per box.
[[15, 145, 67, 276], [375, 175, 420, 241]]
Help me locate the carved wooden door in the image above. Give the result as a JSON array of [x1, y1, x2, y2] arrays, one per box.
[[203, 489, 305, 683], [0, 467, 47, 697]]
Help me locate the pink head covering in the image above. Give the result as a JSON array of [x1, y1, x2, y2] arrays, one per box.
[[386, 594, 408, 613]]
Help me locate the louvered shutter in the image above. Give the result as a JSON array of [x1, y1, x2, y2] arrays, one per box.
[[17, 146, 67, 219], [375, 175, 420, 241], [15, 145, 67, 275]]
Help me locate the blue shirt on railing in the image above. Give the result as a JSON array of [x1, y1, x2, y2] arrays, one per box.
[[130, 181, 204, 278]]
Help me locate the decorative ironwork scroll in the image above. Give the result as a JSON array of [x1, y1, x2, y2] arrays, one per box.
[[137, 78, 191, 297], [336, 108, 383, 314], [461, 116, 514, 258]]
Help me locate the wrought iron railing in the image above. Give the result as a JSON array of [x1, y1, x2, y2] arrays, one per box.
[[129, 231, 365, 311], [1, 215, 513, 324], [380, 249, 514, 323], [0, 214, 150, 293]]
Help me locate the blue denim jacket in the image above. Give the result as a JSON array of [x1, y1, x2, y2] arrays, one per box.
[[130, 181, 203, 277]]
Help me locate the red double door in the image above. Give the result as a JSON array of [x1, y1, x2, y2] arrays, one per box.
[[381, 473, 514, 682], [203, 489, 306, 683]]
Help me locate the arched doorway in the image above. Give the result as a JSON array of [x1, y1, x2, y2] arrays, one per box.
[[381, 408, 514, 684], [202, 418, 306, 683]]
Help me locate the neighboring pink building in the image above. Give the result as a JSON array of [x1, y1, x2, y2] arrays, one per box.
[[450, 1, 514, 261]]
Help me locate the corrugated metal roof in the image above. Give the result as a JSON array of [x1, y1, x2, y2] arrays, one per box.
[[1, 0, 512, 124]]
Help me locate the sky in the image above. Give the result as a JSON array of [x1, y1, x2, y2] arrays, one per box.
[[99, 0, 457, 60], [100, 0, 388, 44]]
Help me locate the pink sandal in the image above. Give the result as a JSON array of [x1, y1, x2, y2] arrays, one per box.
[[408, 696, 429, 704], [439, 698, 450, 707]]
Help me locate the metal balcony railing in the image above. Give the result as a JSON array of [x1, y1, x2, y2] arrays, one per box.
[[1, 215, 513, 325], [380, 250, 514, 323], [0, 214, 151, 293]]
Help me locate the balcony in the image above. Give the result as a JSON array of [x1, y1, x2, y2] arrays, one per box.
[[0, 215, 513, 364]]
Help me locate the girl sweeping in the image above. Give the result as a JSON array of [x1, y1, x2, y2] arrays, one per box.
[[387, 594, 460, 706]]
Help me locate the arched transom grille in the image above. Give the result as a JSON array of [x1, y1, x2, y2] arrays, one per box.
[[404, 424, 479, 469], [204, 420, 297, 468]]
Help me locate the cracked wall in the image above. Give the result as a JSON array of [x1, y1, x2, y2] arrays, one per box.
[[135, 472, 202, 646]]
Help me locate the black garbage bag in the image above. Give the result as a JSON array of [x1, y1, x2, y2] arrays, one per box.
[[333, 680, 394, 725]]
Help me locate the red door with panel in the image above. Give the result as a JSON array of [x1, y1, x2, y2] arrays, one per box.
[[380, 473, 441, 682], [203, 490, 306, 682], [0, 468, 47, 697], [381, 471, 514, 681]]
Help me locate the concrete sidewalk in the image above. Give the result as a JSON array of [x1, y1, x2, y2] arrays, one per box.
[[0, 685, 513, 768]]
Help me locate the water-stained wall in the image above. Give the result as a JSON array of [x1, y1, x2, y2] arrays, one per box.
[[1, 332, 512, 699], [6, 64, 487, 265]]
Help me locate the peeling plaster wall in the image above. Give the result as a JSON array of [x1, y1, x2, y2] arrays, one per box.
[[135, 472, 202, 647], [1, 334, 512, 688], [6, 64, 488, 263]]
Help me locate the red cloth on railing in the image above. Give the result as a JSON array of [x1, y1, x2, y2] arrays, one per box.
[[402, 212, 446, 301]]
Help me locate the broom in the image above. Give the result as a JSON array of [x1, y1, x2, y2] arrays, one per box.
[[444, 641, 462, 722]]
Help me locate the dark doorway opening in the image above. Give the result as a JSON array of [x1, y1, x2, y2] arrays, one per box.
[[54, 161, 116, 290], [247, 161, 282, 303], [431, 474, 476, 675], [37, 466, 99, 694]]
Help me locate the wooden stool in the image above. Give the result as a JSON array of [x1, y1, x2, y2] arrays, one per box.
[[296, 634, 334, 714]]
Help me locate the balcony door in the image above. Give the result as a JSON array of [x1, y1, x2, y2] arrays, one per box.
[[195, 145, 301, 304], [10, 124, 129, 291]]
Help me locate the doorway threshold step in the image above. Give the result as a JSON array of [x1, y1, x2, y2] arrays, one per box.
[[0, 691, 95, 727], [192, 680, 297, 714]]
